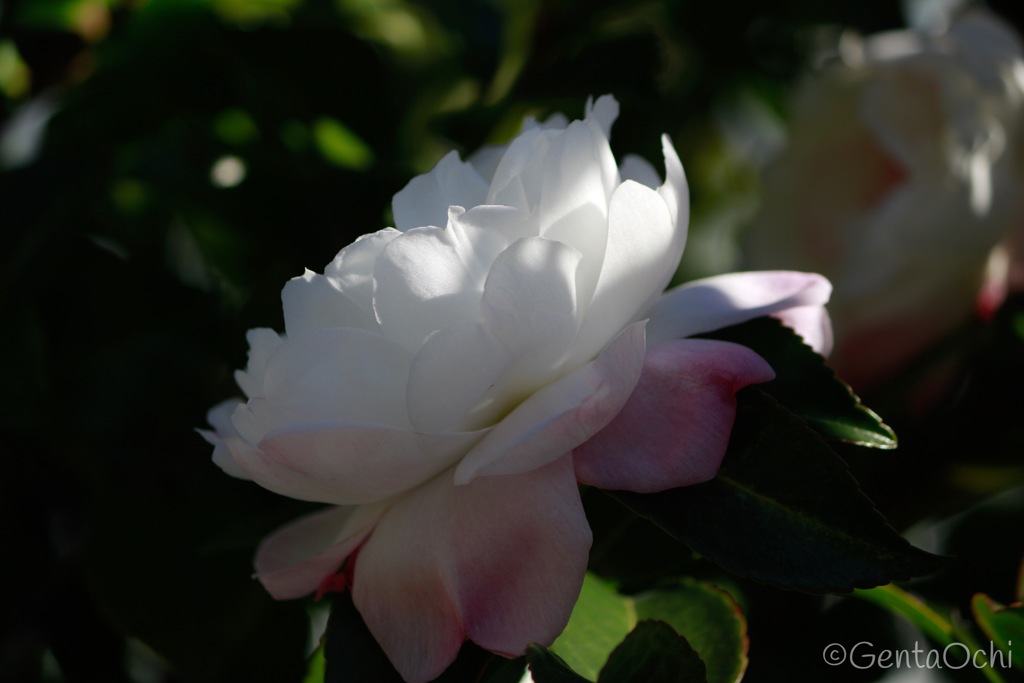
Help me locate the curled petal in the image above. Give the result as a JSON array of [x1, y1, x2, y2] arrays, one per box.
[[454, 321, 647, 484], [353, 456, 590, 683], [254, 503, 388, 600], [647, 270, 832, 345], [573, 338, 775, 492]]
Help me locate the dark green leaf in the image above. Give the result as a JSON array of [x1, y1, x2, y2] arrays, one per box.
[[700, 317, 896, 448], [551, 573, 633, 680], [610, 389, 944, 593], [634, 580, 747, 683], [528, 645, 592, 683], [597, 621, 707, 683]]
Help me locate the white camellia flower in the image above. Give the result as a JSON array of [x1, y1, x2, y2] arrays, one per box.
[[743, 11, 1024, 392], [202, 95, 831, 683]]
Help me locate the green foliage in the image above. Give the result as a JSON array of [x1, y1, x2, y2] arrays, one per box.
[[534, 622, 707, 683], [700, 316, 897, 448], [611, 388, 943, 593], [552, 574, 746, 683]]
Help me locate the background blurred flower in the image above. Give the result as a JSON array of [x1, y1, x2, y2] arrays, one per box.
[[742, 10, 1024, 394], [202, 95, 830, 682]]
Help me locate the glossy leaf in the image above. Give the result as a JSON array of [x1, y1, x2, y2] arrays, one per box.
[[597, 621, 707, 683], [610, 389, 944, 593], [972, 594, 1024, 672], [552, 575, 745, 683], [700, 317, 896, 448], [634, 582, 747, 683], [551, 574, 633, 680]]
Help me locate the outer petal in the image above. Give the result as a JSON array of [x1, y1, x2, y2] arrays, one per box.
[[454, 321, 647, 484], [646, 271, 832, 345], [253, 423, 487, 505], [261, 327, 413, 428], [282, 269, 378, 335], [199, 399, 250, 479], [254, 503, 388, 600], [573, 338, 775, 492], [324, 228, 400, 321], [353, 456, 590, 683], [392, 151, 489, 232], [233, 328, 283, 400]]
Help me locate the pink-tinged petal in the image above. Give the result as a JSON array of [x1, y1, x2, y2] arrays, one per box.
[[282, 269, 378, 335], [772, 304, 834, 356], [233, 328, 283, 400], [254, 503, 387, 600], [573, 338, 775, 492], [255, 423, 487, 505], [200, 399, 250, 479], [353, 456, 590, 683], [454, 321, 647, 484], [646, 271, 832, 345], [392, 151, 489, 232]]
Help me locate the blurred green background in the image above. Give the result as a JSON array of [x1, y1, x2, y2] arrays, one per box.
[[3, 0, 1023, 680]]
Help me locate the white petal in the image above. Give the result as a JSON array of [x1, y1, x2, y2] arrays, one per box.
[[406, 236, 583, 433], [373, 225, 482, 352], [454, 320, 647, 483], [200, 399, 250, 479], [233, 328, 283, 400], [572, 178, 678, 364], [324, 228, 400, 321], [406, 319, 507, 433], [262, 327, 413, 428], [392, 150, 489, 232], [282, 269, 378, 335]]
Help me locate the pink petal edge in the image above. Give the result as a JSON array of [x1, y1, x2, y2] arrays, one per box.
[[352, 456, 590, 683], [573, 338, 775, 492]]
